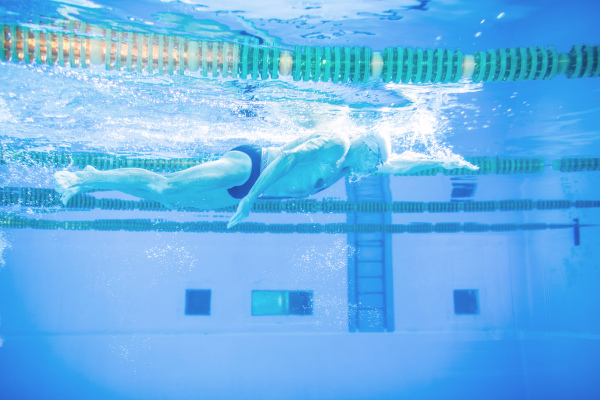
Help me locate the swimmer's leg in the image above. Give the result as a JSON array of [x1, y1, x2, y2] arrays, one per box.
[[55, 165, 171, 205], [54, 151, 252, 206]]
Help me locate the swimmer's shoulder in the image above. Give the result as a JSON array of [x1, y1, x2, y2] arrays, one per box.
[[278, 131, 350, 164], [318, 131, 351, 158]]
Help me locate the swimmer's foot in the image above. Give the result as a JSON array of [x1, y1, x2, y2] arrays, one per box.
[[54, 165, 97, 205]]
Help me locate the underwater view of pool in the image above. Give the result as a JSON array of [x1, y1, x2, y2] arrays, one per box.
[[0, 0, 599, 399]]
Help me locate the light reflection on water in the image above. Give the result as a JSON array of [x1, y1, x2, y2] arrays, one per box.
[[0, 62, 481, 160]]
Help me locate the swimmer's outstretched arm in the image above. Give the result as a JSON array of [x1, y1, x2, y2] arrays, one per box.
[[227, 136, 336, 228], [378, 152, 479, 175]]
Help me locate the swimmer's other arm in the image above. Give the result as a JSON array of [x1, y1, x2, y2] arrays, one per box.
[[377, 152, 479, 175]]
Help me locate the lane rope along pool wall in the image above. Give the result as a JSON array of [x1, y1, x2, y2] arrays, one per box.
[[1, 20, 599, 83], [0, 213, 592, 234], [2, 186, 599, 214]]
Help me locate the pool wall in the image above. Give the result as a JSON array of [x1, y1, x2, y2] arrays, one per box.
[[1, 170, 599, 399]]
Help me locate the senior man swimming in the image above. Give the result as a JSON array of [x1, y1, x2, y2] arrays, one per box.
[[54, 131, 477, 228]]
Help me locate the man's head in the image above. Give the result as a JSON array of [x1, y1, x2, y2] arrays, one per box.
[[361, 131, 391, 164], [350, 132, 392, 176]]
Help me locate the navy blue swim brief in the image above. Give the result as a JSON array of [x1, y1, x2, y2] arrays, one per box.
[[227, 144, 263, 199]]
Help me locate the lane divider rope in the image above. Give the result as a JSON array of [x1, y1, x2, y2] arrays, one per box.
[[1, 186, 598, 214], [1, 21, 598, 82], [0, 213, 588, 234]]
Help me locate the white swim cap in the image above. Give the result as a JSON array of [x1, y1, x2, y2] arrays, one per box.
[[361, 132, 391, 164]]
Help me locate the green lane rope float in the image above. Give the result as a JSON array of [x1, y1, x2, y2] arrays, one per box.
[[2, 186, 598, 214], [552, 157, 600, 172], [2, 146, 598, 176], [1, 21, 598, 82], [0, 213, 590, 234]]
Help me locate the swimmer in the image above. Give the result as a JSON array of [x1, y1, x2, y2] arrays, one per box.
[[54, 131, 478, 228]]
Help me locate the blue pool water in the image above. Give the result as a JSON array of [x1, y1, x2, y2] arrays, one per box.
[[0, 1, 599, 399]]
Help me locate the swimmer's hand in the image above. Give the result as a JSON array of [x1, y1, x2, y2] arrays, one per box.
[[442, 159, 479, 171], [228, 196, 253, 229]]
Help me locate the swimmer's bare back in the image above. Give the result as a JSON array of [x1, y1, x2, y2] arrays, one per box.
[[227, 131, 352, 227], [227, 131, 477, 227]]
